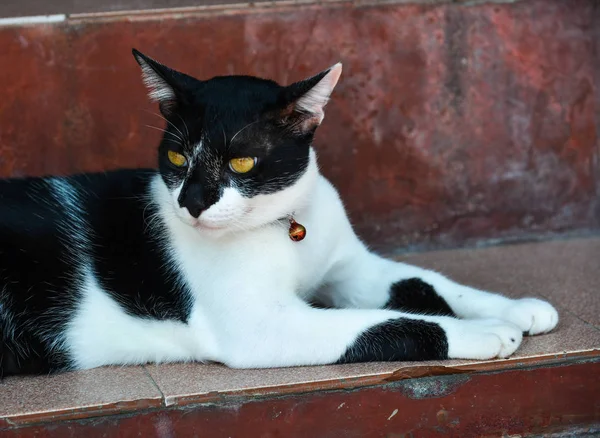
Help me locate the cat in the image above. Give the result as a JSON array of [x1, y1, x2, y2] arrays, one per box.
[[0, 49, 558, 377]]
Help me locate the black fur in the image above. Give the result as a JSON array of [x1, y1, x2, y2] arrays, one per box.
[[0, 170, 193, 377], [386, 278, 455, 317], [0, 176, 80, 376], [133, 49, 326, 217], [0, 330, 56, 378], [83, 171, 192, 322], [337, 318, 449, 363]]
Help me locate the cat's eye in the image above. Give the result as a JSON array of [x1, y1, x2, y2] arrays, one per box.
[[229, 157, 257, 174], [167, 150, 187, 167]]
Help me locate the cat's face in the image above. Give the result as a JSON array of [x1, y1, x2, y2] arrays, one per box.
[[133, 49, 341, 236]]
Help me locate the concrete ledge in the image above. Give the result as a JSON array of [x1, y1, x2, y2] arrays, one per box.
[[0, 0, 524, 20]]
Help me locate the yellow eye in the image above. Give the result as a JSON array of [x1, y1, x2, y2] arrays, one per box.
[[167, 150, 187, 167], [229, 157, 256, 174]]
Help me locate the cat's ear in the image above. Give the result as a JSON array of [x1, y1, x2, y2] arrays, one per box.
[[132, 49, 195, 114], [281, 63, 342, 131]]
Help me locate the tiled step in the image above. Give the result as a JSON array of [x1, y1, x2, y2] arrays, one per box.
[[1, 237, 598, 436]]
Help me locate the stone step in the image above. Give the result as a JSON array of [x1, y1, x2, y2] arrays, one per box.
[[1, 236, 598, 436]]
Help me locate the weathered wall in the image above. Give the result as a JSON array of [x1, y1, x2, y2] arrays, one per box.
[[0, 0, 598, 251]]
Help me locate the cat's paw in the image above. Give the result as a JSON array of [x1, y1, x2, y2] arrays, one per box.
[[444, 318, 523, 360], [502, 298, 559, 335]]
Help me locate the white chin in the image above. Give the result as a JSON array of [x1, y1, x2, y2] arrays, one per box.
[[193, 222, 228, 232]]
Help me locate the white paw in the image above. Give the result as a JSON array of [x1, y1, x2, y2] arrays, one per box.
[[502, 298, 559, 335], [443, 318, 523, 360]]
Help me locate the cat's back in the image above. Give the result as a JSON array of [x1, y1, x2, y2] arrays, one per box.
[[0, 168, 163, 376], [0, 168, 156, 210], [0, 168, 160, 304], [0, 168, 157, 244]]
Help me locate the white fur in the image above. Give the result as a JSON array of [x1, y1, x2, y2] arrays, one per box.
[[171, 150, 318, 236], [135, 57, 176, 104], [297, 63, 342, 123], [48, 178, 90, 256], [64, 148, 559, 369]]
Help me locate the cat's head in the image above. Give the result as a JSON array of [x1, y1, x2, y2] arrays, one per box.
[[132, 49, 341, 236]]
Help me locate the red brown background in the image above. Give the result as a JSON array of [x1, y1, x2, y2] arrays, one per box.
[[0, 0, 598, 251]]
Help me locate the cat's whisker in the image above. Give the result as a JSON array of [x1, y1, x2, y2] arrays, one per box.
[[144, 125, 184, 143], [144, 110, 187, 142], [174, 113, 190, 143], [220, 122, 227, 148], [229, 120, 261, 146], [141, 199, 167, 233]]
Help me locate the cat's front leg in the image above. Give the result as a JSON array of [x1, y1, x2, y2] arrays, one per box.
[[210, 297, 523, 368], [321, 248, 558, 336], [385, 266, 559, 336]]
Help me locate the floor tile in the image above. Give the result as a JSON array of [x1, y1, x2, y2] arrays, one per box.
[[145, 308, 600, 406], [397, 237, 600, 327], [0, 366, 162, 426]]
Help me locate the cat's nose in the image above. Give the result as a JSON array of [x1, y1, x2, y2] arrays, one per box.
[[178, 184, 208, 218], [186, 203, 206, 218]]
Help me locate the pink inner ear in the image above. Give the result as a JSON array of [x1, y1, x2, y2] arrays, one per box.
[[296, 63, 343, 122]]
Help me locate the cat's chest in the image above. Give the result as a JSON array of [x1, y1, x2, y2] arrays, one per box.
[[169, 221, 329, 301]]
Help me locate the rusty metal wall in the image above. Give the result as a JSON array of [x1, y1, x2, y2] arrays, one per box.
[[0, 0, 598, 251]]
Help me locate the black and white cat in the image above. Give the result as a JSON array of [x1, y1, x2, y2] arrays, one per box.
[[0, 49, 558, 377]]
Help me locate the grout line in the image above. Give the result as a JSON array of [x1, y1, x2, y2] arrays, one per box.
[[0, 14, 66, 26], [142, 366, 167, 407], [570, 312, 600, 333], [536, 299, 600, 334]]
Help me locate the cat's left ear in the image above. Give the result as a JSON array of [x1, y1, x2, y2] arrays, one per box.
[[281, 63, 342, 130], [132, 49, 196, 115]]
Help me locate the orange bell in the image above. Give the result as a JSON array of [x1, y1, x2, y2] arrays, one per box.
[[289, 218, 306, 242]]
